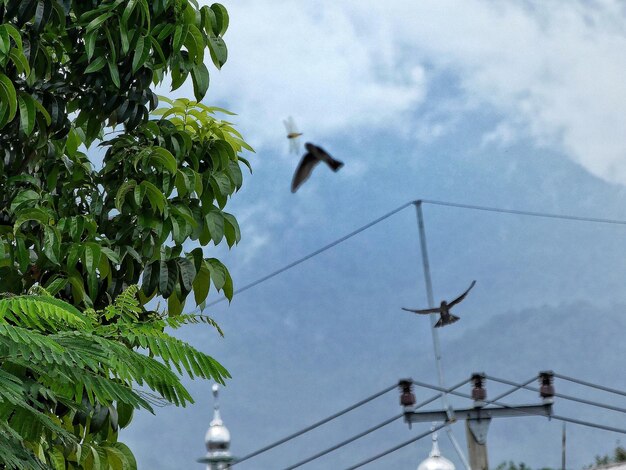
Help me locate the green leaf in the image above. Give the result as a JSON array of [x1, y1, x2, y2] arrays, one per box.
[[121, 0, 138, 27], [159, 259, 178, 298], [49, 447, 66, 470], [205, 210, 224, 244], [0, 73, 18, 128], [43, 226, 61, 265], [132, 35, 149, 73], [223, 213, 241, 247], [32, 97, 51, 126], [190, 62, 210, 101], [86, 12, 113, 33], [192, 263, 210, 306], [84, 243, 102, 277], [141, 261, 159, 297], [17, 93, 36, 136], [10, 189, 40, 212], [208, 36, 227, 70], [13, 208, 50, 233], [210, 3, 229, 36], [85, 56, 107, 73], [115, 180, 137, 211], [9, 49, 30, 76], [0, 26, 9, 55], [119, 18, 130, 54], [108, 58, 121, 88], [150, 147, 177, 174], [177, 257, 196, 293], [116, 402, 134, 429], [140, 181, 166, 213], [85, 31, 97, 60], [44, 276, 68, 296]]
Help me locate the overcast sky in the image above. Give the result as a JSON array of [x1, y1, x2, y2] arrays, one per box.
[[124, 1, 626, 468]]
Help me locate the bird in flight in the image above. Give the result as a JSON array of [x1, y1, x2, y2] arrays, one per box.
[[291, 142, 344, 193], [402, 280, 476, 328], [283, 116, 303, 154]]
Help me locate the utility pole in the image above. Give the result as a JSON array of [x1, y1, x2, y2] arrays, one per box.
[[399, 371, 556, 470], [414, 201, 471, 470], [466, 374, 488, 470]]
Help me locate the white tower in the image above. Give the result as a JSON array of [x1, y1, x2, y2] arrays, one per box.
[[417, 431, 456, 470], [198, 384, 234, 470]]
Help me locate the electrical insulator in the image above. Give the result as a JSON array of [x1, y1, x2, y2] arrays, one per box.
[[471, 373, 487, 404], [539, 371, 555, 400], [398, 379, 416, 407]]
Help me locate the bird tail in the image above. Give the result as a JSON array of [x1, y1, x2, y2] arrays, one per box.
[[329, 159, 344, 172], [435, 314, 460, 328]]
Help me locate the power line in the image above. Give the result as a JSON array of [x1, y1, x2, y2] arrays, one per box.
[[230, 383, 398, 466], [278, 379, 471, 470], [344, 422, 448, 470], [420, 199, 626, 226], [486, 374, 626, 415], [554, 372, 626, 398], [202, 201, 414, 308], [551, 415, 626, 435], [280, 413, 404, 470], [197, 199, 626, 308]]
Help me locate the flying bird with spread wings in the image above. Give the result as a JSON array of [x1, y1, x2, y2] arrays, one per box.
[[402, 280, 476, 328], [291, 142, 344, 193], [283, 116, 303, 154]]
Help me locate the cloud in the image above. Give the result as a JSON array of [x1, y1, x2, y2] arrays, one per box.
[[190, 0, 626, 185]]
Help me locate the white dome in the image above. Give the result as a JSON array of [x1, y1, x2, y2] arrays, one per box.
[[417, 432, 455, 470], [205, 421, 231, 452]]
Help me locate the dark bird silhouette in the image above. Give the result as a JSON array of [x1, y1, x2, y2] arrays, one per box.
[[291, 142, 344, 193], [402, 280, 476, 328]]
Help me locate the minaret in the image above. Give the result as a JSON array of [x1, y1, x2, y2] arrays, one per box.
[[198, 384, 234, 470]]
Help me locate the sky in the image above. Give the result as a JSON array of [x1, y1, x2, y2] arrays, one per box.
[[121, 1, 626, 468]]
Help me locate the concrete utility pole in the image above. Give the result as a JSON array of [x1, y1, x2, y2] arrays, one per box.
[[399, 372, 556, 470], [466, 420, 488, 470], [414, 201, 471, 470]]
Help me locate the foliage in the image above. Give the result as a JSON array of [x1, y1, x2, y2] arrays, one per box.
[[586, 446, 626, 467], [0, 286, 227, 469], [494, 462, 554, 470], [0, 0, 250, 313], [0, 0, 252, 467]]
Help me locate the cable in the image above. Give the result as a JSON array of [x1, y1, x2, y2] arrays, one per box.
[[278, 378, 471, 470], [280, 413, 404, 470], [195, 199, 626, 309], [551, 415, 626, 435], [201, 201, 414, 308], [344, 422, 448, 470], [230, 383, 398, 466], [486, 375, 626, 415], [419, 199, 626, 226], [553, 372, 626, 398]]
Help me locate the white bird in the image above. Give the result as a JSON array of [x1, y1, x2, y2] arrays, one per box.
[[283, 116, 303, 154]]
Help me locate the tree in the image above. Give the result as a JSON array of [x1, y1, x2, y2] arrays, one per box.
[[587, 445, 626, 468], [0, 0, 252, 467]]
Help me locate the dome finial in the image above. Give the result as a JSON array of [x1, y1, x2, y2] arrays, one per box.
[[417, 423, 455, 470], [430, 429, 441, 457], [212, 384, 221, 420]]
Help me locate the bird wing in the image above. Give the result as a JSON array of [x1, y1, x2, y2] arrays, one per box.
[[448, 280, 477, 307], [283, 116, 298, 134], [308, 144, 344, 171], [291, 153, 320, 192], [402, 307, 441, 315], [289, 136, 301, 154]]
